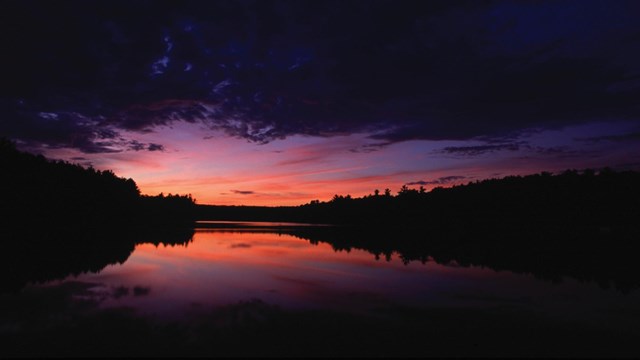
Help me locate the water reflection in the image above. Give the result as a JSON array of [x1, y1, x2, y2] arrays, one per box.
[[0, 226, 194, 293], [42, 228, 640, 322], [2, 224, 640, 356], [80, 230, 444, 316]]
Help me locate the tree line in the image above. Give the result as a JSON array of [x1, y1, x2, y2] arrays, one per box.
[[199, 168, 640, 232], [0, 138, 196, 231], [3, 136, 638, 234]]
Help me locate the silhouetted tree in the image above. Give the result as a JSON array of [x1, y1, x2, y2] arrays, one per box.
[[0, 139, 197, 230], [198, 167, 640, 230]]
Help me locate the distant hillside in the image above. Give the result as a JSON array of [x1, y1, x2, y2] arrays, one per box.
[[0, 138, 196, 231]]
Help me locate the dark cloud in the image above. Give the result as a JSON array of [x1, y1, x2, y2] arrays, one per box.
[[133, 286, 151, 296], [0, 108, 123, 153], [230, 190, 255, 195], [349, 142, 392, 153], [147, 143, 165, 151], [112, 285, 129, 299], [531, 146, 594, 159], [576, 132, 640, 144], [229, 243, 252, 249], [533, 146, 571, 155], [406, 176, 466, 186], [3, 0, 640, 152], [128, 140, 146, 151], [614, 162, 640, 171], [128, 140, 165, 152], [439, 143, 522, 156]]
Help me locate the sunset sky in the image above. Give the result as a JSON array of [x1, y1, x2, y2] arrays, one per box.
[[3, 0, 640, 205]]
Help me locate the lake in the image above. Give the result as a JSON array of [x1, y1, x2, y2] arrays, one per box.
[[2, 222, 640, 357]]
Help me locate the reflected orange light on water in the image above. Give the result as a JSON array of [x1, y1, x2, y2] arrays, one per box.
[[77, 230, 434, 314], [70, 228, 576, 319], [132, 231, 393, 281]]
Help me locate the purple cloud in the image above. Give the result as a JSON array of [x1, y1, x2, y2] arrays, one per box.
[[406, 176, 467, 186]]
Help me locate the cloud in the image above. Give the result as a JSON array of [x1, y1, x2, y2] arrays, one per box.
[[530, 146, 596, 159], [0, 110, 123, 153], [129, 140, 165, 152], [438, 143, 522, 156], [614, 162, 640, 171], [128, 140, 146, 151], [229, 243, 252, 249], [349, 142, 392, 153], [147, 143, 165, 151], [230, 190, 255, 195], [576, 131, 640, 143], [133, 286, 151, 296], [406, 176, 466, 186], [112, 285, 129, 299], [3, 1, 640, 152]]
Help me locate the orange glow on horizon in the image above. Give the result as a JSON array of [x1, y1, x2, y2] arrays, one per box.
[[41, 121, 633, 206]]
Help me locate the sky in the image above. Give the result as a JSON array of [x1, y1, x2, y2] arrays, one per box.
[[2, 0, 640, 205]]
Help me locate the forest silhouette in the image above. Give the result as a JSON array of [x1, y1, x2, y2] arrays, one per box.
[[0, 138, 197, 292], [4, 136, 638, 232], [0, 138, 196, 230], [2, 138, 640, 357], [198, 165, 640, 232], [2, 137, 640, 292]]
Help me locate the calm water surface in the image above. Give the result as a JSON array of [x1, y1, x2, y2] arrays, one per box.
[[4, 222, 640, 356], [36, 224, 640, 328]]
